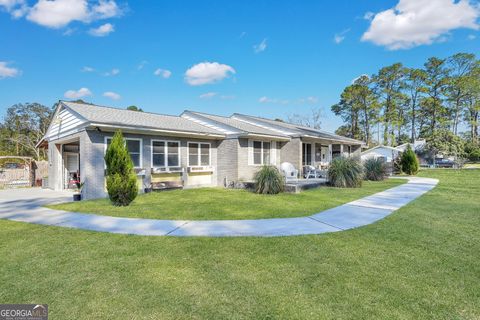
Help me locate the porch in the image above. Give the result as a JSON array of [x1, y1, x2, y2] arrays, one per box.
[[285, 178, 328, 193]]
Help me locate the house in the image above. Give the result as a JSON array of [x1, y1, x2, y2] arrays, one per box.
[[38, 101, 364, 200], [361, 145, 402, 163]]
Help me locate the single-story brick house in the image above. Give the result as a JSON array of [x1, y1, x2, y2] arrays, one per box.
[[38, 101, 364, 199]]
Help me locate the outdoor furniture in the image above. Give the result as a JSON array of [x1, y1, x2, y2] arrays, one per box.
[[280, 162, 299, 183], [303, 165, 320, 179]]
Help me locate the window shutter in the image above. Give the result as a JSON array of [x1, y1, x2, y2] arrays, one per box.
[[248, 139, 253, 165], [270, 141, 276, 165]]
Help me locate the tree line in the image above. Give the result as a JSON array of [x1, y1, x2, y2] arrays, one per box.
[[331, 52, 480, 159]]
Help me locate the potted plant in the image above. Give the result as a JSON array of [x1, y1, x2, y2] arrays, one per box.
[[73, 181, 84, 201]]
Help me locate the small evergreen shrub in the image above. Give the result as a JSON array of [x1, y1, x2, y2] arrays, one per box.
[[328, 157, 363, 188], [401, 145, 419, 175], [254, 165, 284, 194], [364, 158, 387, 181], [105, 130, 138, 206]]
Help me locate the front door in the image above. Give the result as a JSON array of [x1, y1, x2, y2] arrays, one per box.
[[63, 153, 79, 189], [302, 143, 312, 166]]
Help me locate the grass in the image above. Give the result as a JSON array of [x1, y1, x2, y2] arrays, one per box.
[[0, 169, 479, 319], [47, 179, 404, 220]]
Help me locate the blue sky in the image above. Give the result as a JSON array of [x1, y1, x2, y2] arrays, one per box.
[[1, 0, 479, 132]]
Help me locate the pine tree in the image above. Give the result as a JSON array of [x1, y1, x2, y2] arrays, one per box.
[[104, 130, 138, 206], [401, 145, 419, 175]]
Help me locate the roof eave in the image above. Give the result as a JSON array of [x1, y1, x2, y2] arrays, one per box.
[[88, 123, 225, 139]]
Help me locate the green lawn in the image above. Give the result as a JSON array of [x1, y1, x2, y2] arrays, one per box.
[[48, 179, 405, 220], [1, 170, 479, 319]]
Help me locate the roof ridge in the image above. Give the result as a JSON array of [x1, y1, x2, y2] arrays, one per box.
[[61, 100, 183, 119]]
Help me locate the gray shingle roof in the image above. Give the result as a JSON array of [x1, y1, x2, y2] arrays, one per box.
[[187, 111, 290, 138], [62, 101, 225, 136], [232, 113, 364, 144]]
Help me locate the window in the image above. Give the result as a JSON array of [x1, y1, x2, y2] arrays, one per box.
[[188, 142, 211, 166], [151, 140, 180, 168], [252, 141, 272, 165], [106, 137, 142, 168]]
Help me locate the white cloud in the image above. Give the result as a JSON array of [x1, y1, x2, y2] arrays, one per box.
[[27, 0, 90, 28], [258, 96, 289, 104], [137, 60, 148, 70], [89, 23, 114, 36], [199, 92, 217, 99], [103, 91, 121, 100], [253, 38, 267, 53], [64, 87, 92, 99], [154, 68, 172, 78], [81, 66, 95, 72], [92, 0, 121, 19], [104, 68, 119, 76], [0, 61, 20, 79], [468, 34, 477, 40], [0, 0, 27, 17], [334, 29, 350, 44], [362, 0, 480, 50], [1, 0, 124, 29], [363, 11, 375, 21], [185, 62, 236, 86], [298, 96, 319, 104]]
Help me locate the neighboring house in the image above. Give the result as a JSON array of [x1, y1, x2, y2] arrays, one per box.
[[361, 145, 402, 163], [37, 101, 364, 200]]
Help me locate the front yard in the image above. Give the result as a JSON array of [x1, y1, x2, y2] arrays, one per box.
[[1, 170, 479, 319], [48, 179, 404, 220]]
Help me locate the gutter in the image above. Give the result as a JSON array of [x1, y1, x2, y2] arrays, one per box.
[[88, 123, 226, 139]]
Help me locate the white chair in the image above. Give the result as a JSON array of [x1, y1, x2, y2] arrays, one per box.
[[303, 165, 319, 179], [280, 162, 299, 183]]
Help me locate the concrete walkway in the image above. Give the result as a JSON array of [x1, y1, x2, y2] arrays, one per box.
[[0, 177, 438, 237]]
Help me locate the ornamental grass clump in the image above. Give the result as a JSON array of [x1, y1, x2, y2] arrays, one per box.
[[401, 144, 419, 175], [104, 130, 138, 206], [364, 158, 387, 181], [254, 165, 285, 194], [328, 156, 363, 188]]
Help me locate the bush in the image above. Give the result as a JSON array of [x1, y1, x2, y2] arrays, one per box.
[[364, 158, 387, 181], [328, 157, 363, 188], [254, 165, 284, 194], [401, 144, 419, 175], [468, 149, 480, 162], [104, 130, 138, 206]]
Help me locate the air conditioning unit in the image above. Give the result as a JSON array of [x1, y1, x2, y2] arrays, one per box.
[[188, 166, 214, 173], [151, 167, 183, 174]]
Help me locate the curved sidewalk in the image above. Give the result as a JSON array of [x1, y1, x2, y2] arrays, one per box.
[[0, 177, 438, 237]]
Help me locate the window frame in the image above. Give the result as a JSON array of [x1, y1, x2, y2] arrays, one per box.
[[187, 142, 211, 167], [105, 136, 143, 168], [252, 140, 272, 166], [150, 139, 181, 169]]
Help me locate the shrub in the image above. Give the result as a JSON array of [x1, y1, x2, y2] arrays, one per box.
[[364, 158, 387, 181], [468, 149, 480, 162], [401, 144, 419, 175], [328, 157, 363, 188], [254, 165, 284, 194], [104, 130, 138, 206]]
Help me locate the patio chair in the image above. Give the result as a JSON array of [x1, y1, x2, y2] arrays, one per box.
[[280, 162, 299, 183], [303, 165, 320, 179]]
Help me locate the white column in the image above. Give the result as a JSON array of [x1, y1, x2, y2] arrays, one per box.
[[340, 144, 344, 157], [328, 144, 332, 162]]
